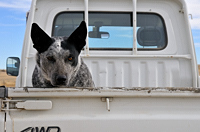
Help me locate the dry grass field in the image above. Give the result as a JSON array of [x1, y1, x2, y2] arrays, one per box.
[[0, 69, 16, 87], [1, 66, 200, 87], [199, 65, 200, 76]]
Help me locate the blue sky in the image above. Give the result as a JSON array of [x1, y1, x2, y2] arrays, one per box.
[[0, 0, 31, 69], [0, 0, 200, 69]]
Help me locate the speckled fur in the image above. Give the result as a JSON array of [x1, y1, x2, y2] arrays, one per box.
[[31, 21, 94, 88]]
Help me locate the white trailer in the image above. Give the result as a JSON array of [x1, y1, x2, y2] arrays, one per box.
[[1, 0, 200, 131]]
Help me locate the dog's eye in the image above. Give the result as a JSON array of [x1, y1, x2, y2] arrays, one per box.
[[47, 56, 55, 62], [68, 57, 73, 61]]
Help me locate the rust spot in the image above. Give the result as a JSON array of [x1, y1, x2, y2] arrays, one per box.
[[148, 90, 151, 93]]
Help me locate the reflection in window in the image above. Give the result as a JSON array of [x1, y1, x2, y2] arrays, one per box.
[[6, 57, 20, 76]]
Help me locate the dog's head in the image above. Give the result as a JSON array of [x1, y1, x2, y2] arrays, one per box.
[[31, 21, 87, 87]]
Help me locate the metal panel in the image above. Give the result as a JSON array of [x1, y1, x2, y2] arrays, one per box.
[[83, 57, 192, 87], [6, 96, 200, 132], [23, 56, 193, 87]]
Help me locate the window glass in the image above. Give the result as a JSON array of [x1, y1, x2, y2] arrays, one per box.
[[52, 12, 84, 37], [88, 13, 133, 49], [137, 13, 167, 49], [53, 12, 167, 50]]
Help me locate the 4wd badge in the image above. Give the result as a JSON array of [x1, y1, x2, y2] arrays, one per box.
[[21, 126, 61, 132]]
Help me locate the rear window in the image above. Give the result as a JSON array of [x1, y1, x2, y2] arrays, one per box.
[[53, 12, 167, 50]]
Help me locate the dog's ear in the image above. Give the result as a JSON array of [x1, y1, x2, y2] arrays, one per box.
[[67, 21, 87, 53], [31, 23, 54, 54]]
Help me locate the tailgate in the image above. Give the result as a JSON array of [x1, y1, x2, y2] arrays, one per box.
[[2, 87, 200, 132]]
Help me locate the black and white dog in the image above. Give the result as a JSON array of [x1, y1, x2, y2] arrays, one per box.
[[31, 21, 94, 88]]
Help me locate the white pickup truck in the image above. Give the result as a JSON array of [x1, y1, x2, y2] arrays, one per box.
[[1, 0, 200, 131]]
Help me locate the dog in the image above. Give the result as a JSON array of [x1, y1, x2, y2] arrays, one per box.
[[31, 21, 95, 88]]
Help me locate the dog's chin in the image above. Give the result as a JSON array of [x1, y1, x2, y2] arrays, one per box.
[[49, 79, 67, 87], [51, 82, 67, 87], [55, 84, 67, 88]]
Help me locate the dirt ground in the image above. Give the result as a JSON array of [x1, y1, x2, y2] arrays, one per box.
[[1, 66, 200, 87]]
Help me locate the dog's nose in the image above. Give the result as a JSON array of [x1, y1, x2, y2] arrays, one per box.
[[56, 75, 67, 84]]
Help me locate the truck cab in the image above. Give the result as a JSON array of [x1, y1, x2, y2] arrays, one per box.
[[7, 0, 199, 88]]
